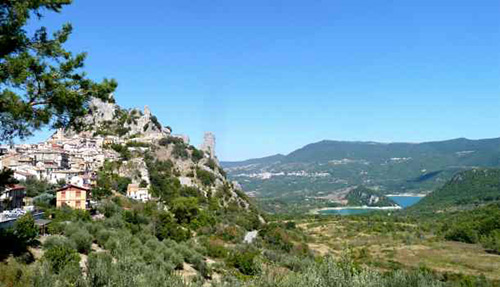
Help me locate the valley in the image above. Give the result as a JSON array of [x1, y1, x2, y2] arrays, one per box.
[[222, 138, 500, 213]]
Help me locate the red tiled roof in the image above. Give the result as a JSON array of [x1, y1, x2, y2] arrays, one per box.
[[6, 184, 26, 191], [56, 184, 90, 192]]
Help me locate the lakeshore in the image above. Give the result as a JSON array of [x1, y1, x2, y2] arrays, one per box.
[[311, 205, 402, 215]]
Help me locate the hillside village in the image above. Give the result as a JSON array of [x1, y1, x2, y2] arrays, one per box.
[[0, 97, 223, 215]]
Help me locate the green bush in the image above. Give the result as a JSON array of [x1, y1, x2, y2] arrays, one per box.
[[171, 197, 199, 224], [13, 213, 38, 245], [86, 252, 114, 287], [42, 245, 80, 274], [70, 230, 93, 254], [444, 225, 478, 243], [191, 148, 204, 162], [43, 235, 76, 250], [196, 168, 216, 186], [205, 238, 228, 258], [227, 249, 261, 275], [172, 142, 189, 159], [159, 137, 184, 146], [154, 212, 191, 242], [481, 230, 500, 254]]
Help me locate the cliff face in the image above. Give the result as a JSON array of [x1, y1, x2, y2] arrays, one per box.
[[69, 97, 169, 139]]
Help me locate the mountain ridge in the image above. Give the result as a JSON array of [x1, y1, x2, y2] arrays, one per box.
[[221, 137, 500, 212]]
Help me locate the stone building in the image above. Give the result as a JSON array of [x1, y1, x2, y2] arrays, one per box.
[[0, 184, 26, 211], [200, 132, 216, 159]]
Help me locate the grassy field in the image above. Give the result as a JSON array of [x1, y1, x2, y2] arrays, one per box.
[[297, 216, 500, 282]]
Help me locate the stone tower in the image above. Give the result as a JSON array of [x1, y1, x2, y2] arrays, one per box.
[[200, 132, 216, 159]]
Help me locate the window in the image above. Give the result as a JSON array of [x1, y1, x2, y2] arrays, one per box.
[[60, 191, 66, 199], [76, 190, 81, 198], [76, 200, 81, 208]]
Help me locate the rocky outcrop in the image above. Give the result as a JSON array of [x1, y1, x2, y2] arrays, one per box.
[[68, 97, 169, 140]]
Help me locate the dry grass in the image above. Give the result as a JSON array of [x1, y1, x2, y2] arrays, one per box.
[[299, 218, 500, 281]]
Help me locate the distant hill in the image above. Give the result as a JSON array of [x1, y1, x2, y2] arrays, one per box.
[[221, 154, 285, 169], [409, 168, 500, 213], [221, 138, 500, 206]]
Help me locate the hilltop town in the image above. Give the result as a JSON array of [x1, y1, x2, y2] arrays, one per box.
[[0, 97, 223, 213]]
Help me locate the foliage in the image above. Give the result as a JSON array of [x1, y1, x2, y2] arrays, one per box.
[[172, 142, 189, 159], [20, 178, 53, 197], [206, 159, 217, 170], [154, 211, 191, 242], [171, 197, 200, 225], [116, 176, 132, 194], [227, 248, 261, 275], [69, 230, 93, 254], [43, 235, 76, 250], [147, 159, 180, 203], [33, 192, 55, 208], [42, 245, 80, 274], [411, 169, 500, 213], [191, 148, 204, 163], [150, 115, 162, 130], [14, 213, 38, 245], [0, 168, 18, 196], [438, 203, 500, 251], [139, 179, 148, 188], [0, 0, 117, 142], [108, 143, 132, 160], [91, 186, 112, 199], [158, 136, 184, 146], [196, 168, 215, 186]]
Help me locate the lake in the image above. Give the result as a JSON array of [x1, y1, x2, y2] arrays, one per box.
[[388, 195, 423, 208], [318, 196, 423, 215]]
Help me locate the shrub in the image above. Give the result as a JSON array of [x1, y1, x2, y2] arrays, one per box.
[[171, 197, 199, 224], [163, 247, 184, 269], [196, 168, 216, 186], [91, 186, 112, 199], [42, 245, 80, 274], [191, 148, 204, 162], [115, 176, 132, 194], [154, 212, 191, 242], [445, 225, 478, 243], [99, 200, 121, 218], [13, 214, 38, 245], [227, 249, 261, 275], [70, 230, 93, 254], [260, 225, 294, 252], [205, 238, 228, 258], [481, 230, 500, 254], [172, 143, 189, 159], [206, 159, 217, 170], [158, 136, 184, 146], [96, 229, 113, 246], [43, 235, 76, 250], [86, 252, 114, 286], [139, 179, 148, 188]]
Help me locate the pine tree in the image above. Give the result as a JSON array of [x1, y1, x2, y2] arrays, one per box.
[[0, 0, 117, 142], [0, 0, 117, 189]]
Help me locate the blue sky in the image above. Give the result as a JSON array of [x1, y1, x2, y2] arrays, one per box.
[[26, 0, 500, 161]]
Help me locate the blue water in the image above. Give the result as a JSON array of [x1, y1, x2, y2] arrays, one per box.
[[318, 196, 423, 216], [388, 196, 423, 208]]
